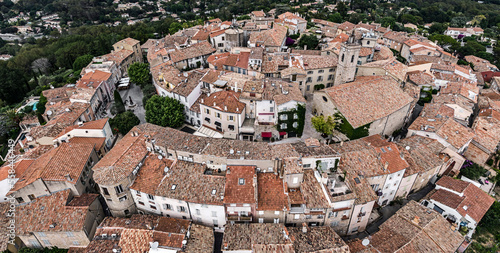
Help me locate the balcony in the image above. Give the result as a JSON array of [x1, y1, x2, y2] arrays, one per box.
[[358, 212, 366, 217], [290, 206, 305, 214], [227, 215, 252, 222], [341, 215, 349, 220]]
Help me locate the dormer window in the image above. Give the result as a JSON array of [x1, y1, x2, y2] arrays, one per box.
[[238, 178, 245, 185]]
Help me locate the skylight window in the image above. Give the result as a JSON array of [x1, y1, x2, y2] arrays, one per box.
[[171, 184, 177, 190], [211, 189, 217, 195], [238, 178, 245, 185]]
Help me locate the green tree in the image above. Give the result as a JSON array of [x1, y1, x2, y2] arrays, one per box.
[[36, 93, 47, 124], [311, 115, 337, 136], [429, 23, 448, 34], [145, 95, 184, 128], [169, 22, 183, 34], [337, 1, 348, 17], [72, 54, 93, 71], [112, 90, 125, 115], [298, 34, 319, 50], [127, 62, 150, 87], [110, 111, 140, 134]]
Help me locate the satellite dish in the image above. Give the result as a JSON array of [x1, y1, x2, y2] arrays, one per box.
[[158, 155, 163, 160], [362, 239, 370, 246]]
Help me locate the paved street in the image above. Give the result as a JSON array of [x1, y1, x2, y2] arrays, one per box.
[[118, 82, 146, 123]]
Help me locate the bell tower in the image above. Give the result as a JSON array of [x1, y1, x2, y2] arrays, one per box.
[[334, 37, 361, 85]]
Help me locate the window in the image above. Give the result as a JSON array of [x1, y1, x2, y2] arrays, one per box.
[[171, 184, 177, 190], [328, 74, 333, 80], [307, 71, 313, 74], [212, 211, 217, 217], [318, 69, 324, 73], [205, 108, 210, 114], [124, 209, 130, 216], [270, 107, 274, 112], [274, 218, 280, 223], [164, 204, 172, 210], [213, 219, 218, 227], [292, 177, 299, 184], [178, 206, 187, 213], [329, 212, 338, 218], [150, 205, 157, 210], [119, 195, 127, 202], [205, 117, 210, 123], [292, 122, 298, 128], [66, 232, 74, 237], [39, 232, 46, 237], [351, 55, 355, 63], [72, 241, 80, 246], [115, 185, 124, 194], [306, 77, 312, 83], [293, 114, 298, 119], [305, 215, 312, 219], [139, 201, 145, 205], [329, 68, 334, 72], [259, 218, 264, 223], [216, 112, 221, 118], [196, 209, 201, 215], [294, 214, 300, 219], [281, 123, 287, 129], [341, 54, 344, 62], [228, 115, 234, 121], [331, 221, 339, 226], [228, 125, 235, 131], [258, 211, 264, 215], [16, 197, 24, 203], [317, 76, 323, 82], [217, 43, 224, 47], [238, 178, 245, 185], [28, 194, 35, 201], [274, 211, 280, 215], [351, 226, 359, 233], [280, 114, 288, 120], [148, 194, 154, 200]]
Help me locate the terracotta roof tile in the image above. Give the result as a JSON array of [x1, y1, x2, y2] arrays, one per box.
[[202, 90, 245, 114], [169, 41, 216, 63], [257, 173, 289, 211], [224, 166, 256, 204], [324, 76, 413, 128], [436, 176, 469, 193], [289, 226, 349, 252], [16, 190, 93, 235], [249, 25, 288, 47], [222, 223, 292, 251]]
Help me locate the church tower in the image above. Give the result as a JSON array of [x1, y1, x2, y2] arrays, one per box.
[[334, 37, 361, 85]]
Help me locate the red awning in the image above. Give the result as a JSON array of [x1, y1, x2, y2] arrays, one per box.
[[279, 132, 287, 136], [261, 132, 272, 138]]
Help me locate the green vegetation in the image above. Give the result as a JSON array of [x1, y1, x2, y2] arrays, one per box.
[[72, 54, 93, 72], [311, 114, 337, 136], [112, 90, 125, 115], [145, 95, 185, 128], [128, 62, 151, 87], [335, 113, 370, 140], [459, 160, 487, 180], [277, 104, 306, 137], [469, 201, 500, 252], [418, 86, 433, 106], [110, 111, 140, 134], [298, 34, 319, 50]]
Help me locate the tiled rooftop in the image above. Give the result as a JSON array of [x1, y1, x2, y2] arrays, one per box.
[[202, 90, 245, 114], [257, 173, 289, 211], [300, 170, 329, 208], [16, 190, 93, 235], [288, 225, 350, 252], [249, 24, 288, 47], [155, 160, 226, 205], [222, 223, 292, 251], [349, 200, 464, 253], [324, 76, 413, 128], [169, 41, 216, 63], [224, 166, 256, 204]]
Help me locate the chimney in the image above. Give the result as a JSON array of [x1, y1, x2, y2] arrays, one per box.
[[65, 174, 73, 182], [224, 105, 227, 111], [301, 223, 308, 233], [384, 162, 389, 171]]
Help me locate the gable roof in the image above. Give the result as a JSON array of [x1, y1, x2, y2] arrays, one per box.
[[324, 76, 413, 128], [202, 90, 245, 114], [249, 25, 288, 47]]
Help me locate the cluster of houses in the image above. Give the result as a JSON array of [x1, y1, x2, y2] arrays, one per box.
[[1, 8, 499, 253]]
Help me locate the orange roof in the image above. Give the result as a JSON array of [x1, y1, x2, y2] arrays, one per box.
[[203, 90, 245, 114], [257, 173, 289, 211], [209, 29, 226, 38], [81, 70, 112, 82], [0, 159, 33, 181], [68, 137, 106, 151], [224, 166, 256, 204]]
